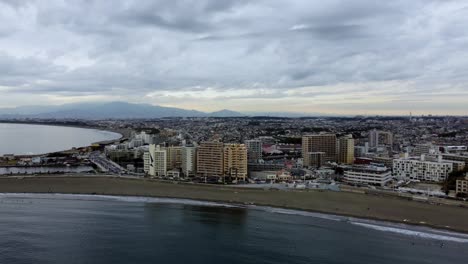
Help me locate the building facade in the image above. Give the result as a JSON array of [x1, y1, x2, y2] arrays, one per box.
[[223, 143, 248, 180], [393, 156, 453, 182], [181, 146, 197, 177], [245, 139, 263, 162], [337, 135, 355, 164], [369, 129, 379, 148], [456, 176, 468, 196], [344, 165, 392, 186], [144, 144, 167, 177], [166, 146, 182, 170], [302, 134, 337, 165], [305, 152, 325, 168], [197, 141, 224, 177]]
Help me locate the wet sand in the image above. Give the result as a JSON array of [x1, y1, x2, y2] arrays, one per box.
[[1, 176, 468, 233]]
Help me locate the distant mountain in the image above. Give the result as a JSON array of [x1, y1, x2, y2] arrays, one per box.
[[0, 102, 244, 120], [209, 109, 245, 117]]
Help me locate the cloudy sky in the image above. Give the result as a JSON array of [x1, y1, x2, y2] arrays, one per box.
[[1, 0, 468, 115]]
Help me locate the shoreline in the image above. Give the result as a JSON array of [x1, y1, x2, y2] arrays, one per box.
[[1, 176, 468, 234], [3, 191, 468, 241]]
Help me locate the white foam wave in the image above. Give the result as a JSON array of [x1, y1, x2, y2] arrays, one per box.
[[0, 193, 240, 208], [249, 205, 468, 243], [351, 222, 468, 243], [251, 206, 343, 221]]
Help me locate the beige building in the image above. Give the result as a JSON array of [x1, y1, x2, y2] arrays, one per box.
[[337, 135, 355, 164], [456, 176, 468, 195], [223, 143, 248, 180], [197, 141, 224, 177], [302, 134, 337, 165], [167, 146, 182, 170], [305, 152, 325, 168]]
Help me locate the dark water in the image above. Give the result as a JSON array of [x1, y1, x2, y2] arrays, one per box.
[[0, 194, 467, 264], [0, 123, 121, 155]]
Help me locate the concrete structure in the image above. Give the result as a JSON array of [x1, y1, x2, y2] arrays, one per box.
[[337, 135, 354, 164], [144, 144, 167, 177], [167, 146, 182, 170], [393, 155, 454, 182], [369, 129, 379, 148], [181, 146, 197, 177], [245, 139, 263, 162], [223, 143, 248, 180], [368, 129, 393, 149], [248, 162, 284, 172], [412, 143, 435, 156], [344, 164, 392, 186], [456, 176, 468, 196], [379, 131, 393, 150], [302, 134, 337, 165], [143, 152, 150, 174], [442, 153, 468, 164], [197, 141, 224, 177], [166, 170, 181, 178], [372, 156, 394, 168], [354, 146, 367, 157], [441, 146, 467, 154], [305, 152, 325, 168], [250, 171, 278, 181]]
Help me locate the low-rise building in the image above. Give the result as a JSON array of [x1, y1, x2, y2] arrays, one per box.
[[393, 155, 456, 182], [456, 176, 468, 196], [304, 152, 325, 168], [343, 164, 392, 186]]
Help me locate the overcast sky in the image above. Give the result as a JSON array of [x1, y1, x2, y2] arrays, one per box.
[[1, 0, 468, 115]]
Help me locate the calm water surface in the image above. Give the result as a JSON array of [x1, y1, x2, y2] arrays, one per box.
[[0, 194, 467, 264], [0, 123, 121, 155]]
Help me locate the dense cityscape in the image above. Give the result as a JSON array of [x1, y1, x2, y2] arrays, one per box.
[[2, 115, 468, 200]]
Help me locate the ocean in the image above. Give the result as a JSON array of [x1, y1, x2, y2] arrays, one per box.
[[0, 193, 467, 264], [0, 123, 121, 155]]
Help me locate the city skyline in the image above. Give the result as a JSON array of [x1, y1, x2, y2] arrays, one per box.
[[1, 0, 468, 115]]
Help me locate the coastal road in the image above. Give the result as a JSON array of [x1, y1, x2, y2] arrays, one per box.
[[89, 152, 126, 174]]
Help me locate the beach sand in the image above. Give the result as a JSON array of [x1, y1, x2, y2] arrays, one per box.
[[1, 176, 468, 233]]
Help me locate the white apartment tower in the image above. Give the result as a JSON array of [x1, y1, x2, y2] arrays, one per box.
[[145, 144, 167, 177], [181, 146, 197, 177]]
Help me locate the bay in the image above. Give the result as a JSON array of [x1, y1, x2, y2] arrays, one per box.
[[0, 123, 121, 155]]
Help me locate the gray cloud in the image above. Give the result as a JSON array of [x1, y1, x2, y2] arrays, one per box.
[[0, 0, 467, 114]]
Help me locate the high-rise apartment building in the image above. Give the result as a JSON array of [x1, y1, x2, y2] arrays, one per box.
[[245, 139, 262, 162], [223, 143, 248, 180], [167, 146, 182, 170], [302, 134, 337, 165], [368, 129, 379, 148], [144, 144, 167, 177], [337, 135, 355, 164], [181, 146, 197, 177], [197, 141, 224, 177]]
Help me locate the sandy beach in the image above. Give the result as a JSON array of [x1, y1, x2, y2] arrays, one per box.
[[1, 176, 468, 233]]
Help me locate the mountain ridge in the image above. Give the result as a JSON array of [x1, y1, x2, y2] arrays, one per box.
[[0, 102, 244, 119]]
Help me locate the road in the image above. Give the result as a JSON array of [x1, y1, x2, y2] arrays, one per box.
[[89, 151, 126, 175]]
